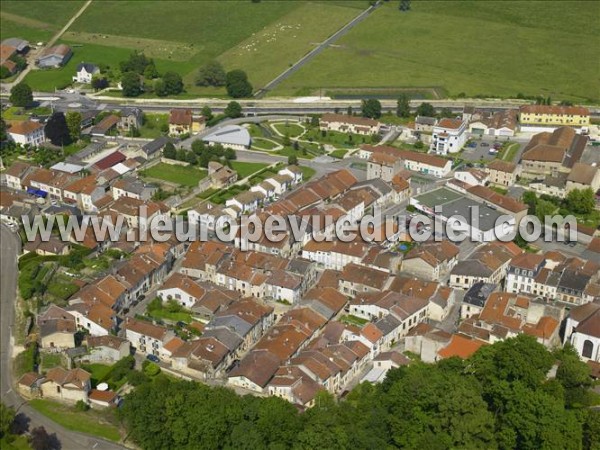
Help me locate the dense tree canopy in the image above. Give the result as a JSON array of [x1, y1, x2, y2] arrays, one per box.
[[566, 188, 595, 215], [44, 112, 71, 146], [10, 82, 33, 107], [156, 71, 184, 97], [196, 61, 227, 87], [361, 98, 382, 119], [225, 70, 253, 98], [120, 51, 156, 75], [119, 335, 597, 450], [396, 94, 410, 117], [121, 72, 142, 97], [65, 111, 82, 141], [224, 101, 243, 118], [416, 102, 435, 117]]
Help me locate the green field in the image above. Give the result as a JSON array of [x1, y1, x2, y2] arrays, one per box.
[[140, 163, 207, 187], [272, 122, 305, 139], [230, 161, 269, 178], [274, 1, 600, 102], [251, 137, 280, 151], [13, 0, 360, 95], [29, 399, 121, 442], [0, 0, 84, 43]]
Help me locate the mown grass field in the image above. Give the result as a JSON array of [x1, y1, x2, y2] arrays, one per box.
[[140, 163, 207, 187], [29, 399, 121, 442], [273, 1, 600, 102], [230, 161, 269, 179]]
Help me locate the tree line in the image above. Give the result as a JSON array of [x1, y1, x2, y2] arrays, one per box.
[[118, 335, 600, 450]]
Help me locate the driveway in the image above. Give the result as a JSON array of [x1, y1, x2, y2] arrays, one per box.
[[0, 225, 126, 449]]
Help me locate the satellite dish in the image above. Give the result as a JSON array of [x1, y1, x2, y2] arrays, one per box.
[[97, 383, 109, 391]]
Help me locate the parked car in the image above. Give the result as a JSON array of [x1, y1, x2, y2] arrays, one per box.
[[480, 142, 490, 147], [146, 354, 160, 363]]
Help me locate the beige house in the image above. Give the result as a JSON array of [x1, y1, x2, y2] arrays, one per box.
[[485, 160, 518, 187], [520, 127, 587, 178], [319, 113, 381, 135], [566, 163, 600, 193], [40, 368, 91, 404], [402, 241, 459, 281], [37, 305, 77, 350], [367, 152, 404, 182]]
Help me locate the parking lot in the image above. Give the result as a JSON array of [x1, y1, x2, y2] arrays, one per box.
[[461, 138, 505, 162]]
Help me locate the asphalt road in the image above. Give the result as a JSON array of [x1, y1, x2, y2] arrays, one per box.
[[0, 225, 126, 450]]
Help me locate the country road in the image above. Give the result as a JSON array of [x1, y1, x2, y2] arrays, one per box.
[[0, 225, 126, 450]]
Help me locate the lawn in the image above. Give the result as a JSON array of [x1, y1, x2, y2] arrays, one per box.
[[330, 149, 348, 159], [340, 314, 368, 327], [29, 399, 121, 442], [230, 161, 268, 179], [139, 113, 169, 139], [271, 122, 305, 139], [273, 1, 600, 102], [140, 163, 207, 187], [251, 138, 280, 151], [81, 363, 113, 387], [40, 352, 65, 370], [499, 142, 520, 162], [303, 128, 372, 148], [146, 298, 192, 324], [299, 166, 316, 181]]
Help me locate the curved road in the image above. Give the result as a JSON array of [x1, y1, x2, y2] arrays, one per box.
[[0, 225, 125, 449]]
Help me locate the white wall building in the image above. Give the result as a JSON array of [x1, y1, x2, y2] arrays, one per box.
[[430, 118, 467, 155]]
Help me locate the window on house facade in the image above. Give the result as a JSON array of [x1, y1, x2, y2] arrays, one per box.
[[582, 340, 594, 359]]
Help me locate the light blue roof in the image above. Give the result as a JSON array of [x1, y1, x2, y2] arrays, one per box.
[[202, 125, 251, 147]]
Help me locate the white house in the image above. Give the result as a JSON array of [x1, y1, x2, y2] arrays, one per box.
[[157, 273, 205, 309], [72, 62, 100, 83], [123, 318, 174, 357], [454, 168, 489, 187], [564, 303, 600, 362], [430, 118, 468, 155], [8, 121, 45, 146]]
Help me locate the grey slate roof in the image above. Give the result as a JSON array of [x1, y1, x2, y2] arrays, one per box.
[[374, 314, 402, 336], [76, 62, 99, 73], [202, 327, 243, 351]]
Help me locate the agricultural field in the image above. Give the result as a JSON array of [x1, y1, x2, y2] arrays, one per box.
[[273, 1, 600, 102], [0, 0, 84, 42], [9, 0, 363, 94]]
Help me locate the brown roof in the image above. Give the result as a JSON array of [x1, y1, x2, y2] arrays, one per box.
[[163, 337, 185, 354], [437, 118, 464, 129], [8, 121, 44, 135], [123, 317, 169, 341], [340, 263, 390, 290], [487, 160, 517, 174], [89, 389, 118, 403], [569, 302, 600, 323], [229, 350, 281, 387], [320, 113, 380, 128], [41, 44, 71, 57], [574, 309, 600, 338], [404, 241, 459, 267], [467, 185, 527, 213], [169, 108, 193, 126], [567, 163, 598, 185], [586, 238, 600, 254], [18, 372, 43, 387], [438, 334, 486, 359], [86, 335, 128, 350], [0, 44, 16, 62], [520, 104, 589, 116], [44, 367, 90, 389], [510, 253, 544, 271], [4, 161, 33, 178], [160, 273, 206, 299]]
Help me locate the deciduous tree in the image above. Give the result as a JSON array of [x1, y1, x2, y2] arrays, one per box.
[[10, 82, 33, 107]]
